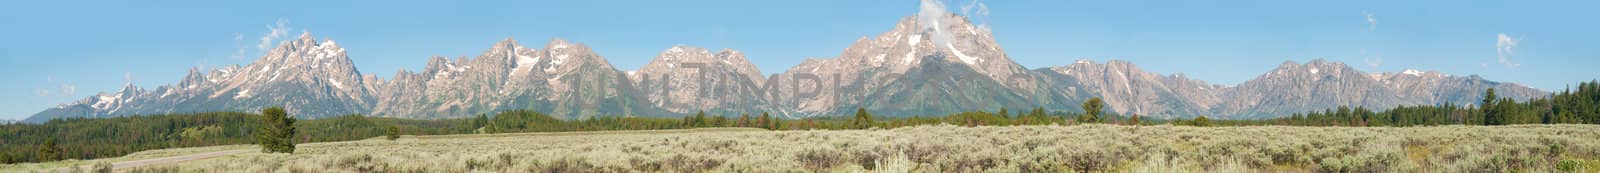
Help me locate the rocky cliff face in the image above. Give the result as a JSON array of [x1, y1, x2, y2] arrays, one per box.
[[367, 38, 664, 120], [765, 14, 1043, 117], [629, 46, 770, 116], [26, 14, 1548, 123], [1038, 60, 1224, 119]]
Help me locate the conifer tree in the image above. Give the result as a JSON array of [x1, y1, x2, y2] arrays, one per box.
[[385, 126, 400, 141], [737, 113, 751, 127], [1080, 98, 1105, 123], [853, 107, 875, 129], [758, 112, 772, 130], [256, 107, 296, 153]]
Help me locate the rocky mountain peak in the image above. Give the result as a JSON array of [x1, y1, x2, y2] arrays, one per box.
[[494, 37, 519, 48], [541, 38, 606, 68], [178, 67, 207, 89], [630, 45, 769, 115], [1261, 59, 1362, 80]]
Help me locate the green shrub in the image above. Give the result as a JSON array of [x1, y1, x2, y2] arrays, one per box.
[[93, 162, 113, 173], [385, 126, 400, 141], [1556, 159, 1583, 172], [796, 147, 847, 171]]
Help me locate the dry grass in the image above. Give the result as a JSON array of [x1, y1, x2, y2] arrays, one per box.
[[14, 125, 1600, 172], [0, 144, 255, 172]]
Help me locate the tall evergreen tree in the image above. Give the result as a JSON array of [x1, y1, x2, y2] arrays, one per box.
[[853, 107, 875, 129], [473, 114, 489, 129], [385, 126, 400, 141], [692, 111, 708, 127], [758, 112, 772, 130], [1482, 88, 1502, 125], [1080, 97, 1105, 123], [1030, 107, 1046, 119], [256, 107, 297, 153], [37, 138, 57, 161], [998, 108, 1010, 119], [1129, 114, 1141, 126], [737, 113, 751, 127], [712, 115, 728, 127]]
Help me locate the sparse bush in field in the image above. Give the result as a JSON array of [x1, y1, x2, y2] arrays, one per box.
[[664, 154, 723, 172], [1315, 152, 1404, 173], [66, 124, 1600, 173], [796, 147, 848, 171], [385, 126, 400, 140], [92, 162, 112, 173], [1556, 159, 1583, 172], [125, 166, 180, 173], [851, 147, 883, 170], [531, 157, 601, 173], [328, 153, 389, 172]]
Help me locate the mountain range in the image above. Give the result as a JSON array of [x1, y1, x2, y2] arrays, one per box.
[[24, 13, 1545, 123]]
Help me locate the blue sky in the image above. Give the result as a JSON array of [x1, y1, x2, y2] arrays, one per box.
[[1, 0, 1596, 120]]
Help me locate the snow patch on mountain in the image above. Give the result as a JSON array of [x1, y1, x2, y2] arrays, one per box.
[[234, 89, 251, 99], [1403, 69, 1425, 76], [329, 79, 344, 89], [947, 43, 980, 65], [872, 54, 886, 66]]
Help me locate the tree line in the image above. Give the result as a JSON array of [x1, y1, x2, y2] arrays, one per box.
[[1205, 80, 1600, 127], [0, 111, 476, 163]]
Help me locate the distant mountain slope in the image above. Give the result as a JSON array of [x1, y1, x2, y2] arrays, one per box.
[[29, 33, 375, 122], [630, 45, 771, 116], [25, 13, 1546, 123], [1214, 59, 1544, 119]]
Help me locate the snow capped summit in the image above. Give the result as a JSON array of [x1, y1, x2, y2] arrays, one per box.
[[1402, 69, 1426, 76]]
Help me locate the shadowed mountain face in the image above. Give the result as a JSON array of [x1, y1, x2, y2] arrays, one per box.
[[26, 14, 1544, 123]]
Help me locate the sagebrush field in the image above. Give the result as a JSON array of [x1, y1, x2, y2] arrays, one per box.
[[24, 124, 1600, 173]]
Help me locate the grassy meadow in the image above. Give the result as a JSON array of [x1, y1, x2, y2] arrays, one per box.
[[10, 124, 1600, 173]]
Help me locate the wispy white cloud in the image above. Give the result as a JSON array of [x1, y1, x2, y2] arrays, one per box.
[[124, 72, 135, 84], [1363, 11, 1378, 31], [918, 0, 954, 45], [1495, 33, 1521, 68], [59, 84, 76, 96], [197, 57, 213, 72], [1362, 49, 1383, 69], [1363, 55, 1376, 68], [232, 32, 247, 60], [960, 0, 990, 17], [959, 0, 992, 32], [39, 75, 74, 97], [257, 18, 291, 51]]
